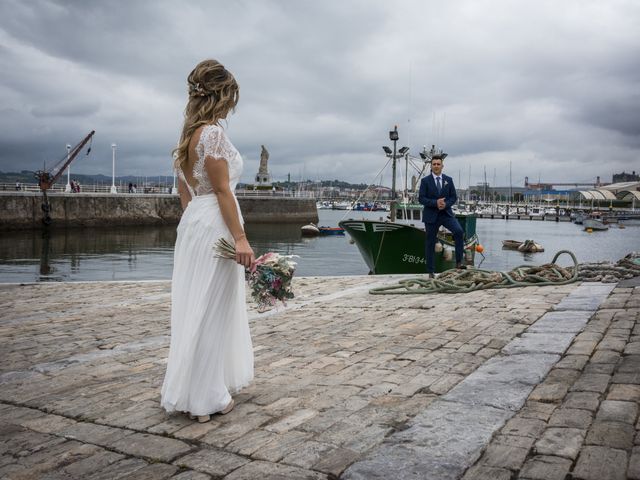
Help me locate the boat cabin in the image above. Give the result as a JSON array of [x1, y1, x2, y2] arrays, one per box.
[[395, 204, 423, 221], [394, 203, 477, 239]]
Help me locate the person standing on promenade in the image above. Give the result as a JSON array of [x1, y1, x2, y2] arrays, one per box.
[[418, 156, 465, 278], [161, 59, 255, 423]]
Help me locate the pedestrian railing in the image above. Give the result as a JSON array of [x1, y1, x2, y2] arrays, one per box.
[[1, 183, 316, 197]]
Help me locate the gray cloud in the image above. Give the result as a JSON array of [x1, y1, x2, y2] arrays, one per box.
[[0, 0, 638, 188]]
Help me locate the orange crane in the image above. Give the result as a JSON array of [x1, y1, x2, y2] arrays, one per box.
[[34, 130, 95, 225]]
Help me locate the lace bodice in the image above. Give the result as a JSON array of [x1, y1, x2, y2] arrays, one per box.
[[179, 125, 243, 197]]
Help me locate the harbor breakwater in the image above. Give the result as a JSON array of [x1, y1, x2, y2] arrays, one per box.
[[0, 192, 318, 230]]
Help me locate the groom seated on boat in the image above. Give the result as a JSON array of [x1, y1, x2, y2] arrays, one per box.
[[418, 155, 465, 278]]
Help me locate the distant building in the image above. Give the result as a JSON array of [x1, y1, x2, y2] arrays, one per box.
[[612, 171, 639, 183], [362, 186, 391, 201], [524, 179, 554, 191]]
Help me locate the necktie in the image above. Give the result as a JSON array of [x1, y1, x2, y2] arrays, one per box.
[[436, 177, 441, 193]]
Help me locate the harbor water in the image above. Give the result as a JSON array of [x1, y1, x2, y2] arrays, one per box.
[[1, 210, 639, 283]]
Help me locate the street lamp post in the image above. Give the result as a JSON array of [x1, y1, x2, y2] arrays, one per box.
[[171, 170, 177, 194], [65, 144, 71, 192], [110, 144, 118, 194]]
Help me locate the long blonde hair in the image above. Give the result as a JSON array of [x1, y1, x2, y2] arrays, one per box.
[[173, 59, 239, 172]]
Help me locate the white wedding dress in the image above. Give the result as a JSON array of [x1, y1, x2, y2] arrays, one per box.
[[161, 124, 254, 416]]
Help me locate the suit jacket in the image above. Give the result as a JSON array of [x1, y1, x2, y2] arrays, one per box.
[[418, 173, 458, 224]]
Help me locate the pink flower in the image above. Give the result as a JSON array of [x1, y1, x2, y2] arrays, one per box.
[[258, 252, 275, 263]]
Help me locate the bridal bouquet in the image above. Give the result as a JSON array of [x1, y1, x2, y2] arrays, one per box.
[[214, 238, 297, 312]]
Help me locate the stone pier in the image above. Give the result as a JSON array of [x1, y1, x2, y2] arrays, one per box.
[[0, 276, 638, 479], [0, 192, 318, 230]]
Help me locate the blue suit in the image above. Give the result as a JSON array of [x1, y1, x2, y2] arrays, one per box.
[[418, 173, 465, 274]]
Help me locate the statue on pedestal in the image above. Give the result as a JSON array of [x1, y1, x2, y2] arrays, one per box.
[[259, 145, 269, 174], [255, 145, 272, 186]]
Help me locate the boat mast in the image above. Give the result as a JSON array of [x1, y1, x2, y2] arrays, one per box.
[[382, 126, 409, 222], [391, 126, 398, 203], [390, 126, 400, 222], [509, 160, 513, 203]]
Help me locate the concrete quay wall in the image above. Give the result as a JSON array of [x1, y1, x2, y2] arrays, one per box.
[[0, 192, 318, 230]]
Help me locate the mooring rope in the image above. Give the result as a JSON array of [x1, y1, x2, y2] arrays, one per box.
[[371, 251, 640, 295], [370, 250, 579, 295], [577, 253, 640, 283]]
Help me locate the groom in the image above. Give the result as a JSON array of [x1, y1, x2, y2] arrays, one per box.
[[418, 155, 465, 278]]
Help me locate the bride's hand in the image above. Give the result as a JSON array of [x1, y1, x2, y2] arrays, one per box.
[[235, 236, 255, 269]]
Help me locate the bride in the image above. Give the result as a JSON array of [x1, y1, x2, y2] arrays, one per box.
[[160, 59, 255, 423]]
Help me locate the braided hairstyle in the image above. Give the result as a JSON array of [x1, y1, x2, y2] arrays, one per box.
[[173, 59, 239, 172]]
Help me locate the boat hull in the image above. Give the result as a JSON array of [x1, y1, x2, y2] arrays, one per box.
[[502, 240, 523, 250], [339, 218, 478, 274], [319, 227, 345, 235], [583, 219, 609, 231], [301, 224, 320, 236]]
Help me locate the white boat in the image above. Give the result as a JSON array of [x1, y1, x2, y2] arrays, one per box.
[[529, 206, 544, 217], [583, 212, 608, 231], [475, 206, 493, 215], [332, 201, 351, 210], [301, 223, 320, 236]]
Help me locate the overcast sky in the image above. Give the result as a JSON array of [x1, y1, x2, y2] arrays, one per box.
[[1, 0, 639, 189]]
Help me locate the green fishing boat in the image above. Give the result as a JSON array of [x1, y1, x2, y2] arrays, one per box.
[[340, 204, 478, 274], [339, 127, 479, 275]]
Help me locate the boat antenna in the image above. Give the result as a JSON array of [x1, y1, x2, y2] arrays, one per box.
[[407, 61, 413, 148], [432, 112, 436, 147], [441, 112, 446, 148]]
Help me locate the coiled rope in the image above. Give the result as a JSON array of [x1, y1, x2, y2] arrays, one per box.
[[577, 253, 640, 283], [370, 250, 579, 295]]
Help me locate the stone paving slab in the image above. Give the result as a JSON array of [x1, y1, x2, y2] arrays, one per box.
[[0, 277, 637, 479], [527, 310, 593, 333], [463, 283, 640, 480], [343, 283, 618, 479], [343, 400, 513, 480]]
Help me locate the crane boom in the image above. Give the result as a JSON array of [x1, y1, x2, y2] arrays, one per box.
[[35, 130, 95, 191], [34, 130, 95, 226]]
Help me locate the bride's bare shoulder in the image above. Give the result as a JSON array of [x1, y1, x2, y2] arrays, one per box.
[[189, 125, 206, 149]]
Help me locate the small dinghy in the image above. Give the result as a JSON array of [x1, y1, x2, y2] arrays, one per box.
[[502, 240, 523, 250], [301, 223, 320, 236], [502, 239, 544, 252], [318, 226, 345, 235]]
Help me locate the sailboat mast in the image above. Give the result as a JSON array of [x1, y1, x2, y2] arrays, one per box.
[[483, 165, 487, 202], [509, 160, 513, 203]]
